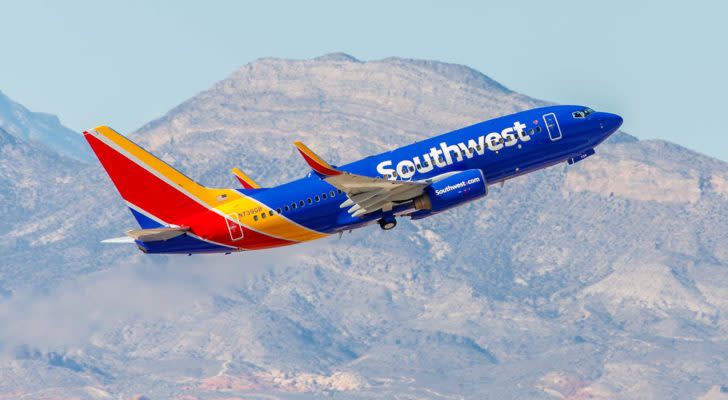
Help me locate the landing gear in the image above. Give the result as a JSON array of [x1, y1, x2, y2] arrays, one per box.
[[378, 215, 397, 230]]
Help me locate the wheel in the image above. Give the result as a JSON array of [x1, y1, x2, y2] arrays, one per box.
[[378, 217, 397, 230]]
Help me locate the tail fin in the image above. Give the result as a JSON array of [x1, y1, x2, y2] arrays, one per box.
[[83, 126, 227, 229]]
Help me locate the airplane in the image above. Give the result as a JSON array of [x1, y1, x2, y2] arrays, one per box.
[[84, 105, 622, 254]]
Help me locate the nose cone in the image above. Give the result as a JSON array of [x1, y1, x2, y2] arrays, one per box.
[[588, 112, 623, 144], [600, 112, 623, 133]]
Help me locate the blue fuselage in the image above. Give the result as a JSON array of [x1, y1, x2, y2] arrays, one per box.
[[249, 105, 623, 233]]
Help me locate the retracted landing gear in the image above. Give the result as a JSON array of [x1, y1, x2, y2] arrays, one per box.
[[378, 215, 397, 230]]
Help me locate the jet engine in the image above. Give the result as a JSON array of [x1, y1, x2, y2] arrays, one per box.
[[412, 169, 487, 215]]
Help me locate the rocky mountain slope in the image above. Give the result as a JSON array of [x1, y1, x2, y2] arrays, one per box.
[[0, 90, 90, 162], [1, 53, 728, 399], [0, 125, 131, 291]]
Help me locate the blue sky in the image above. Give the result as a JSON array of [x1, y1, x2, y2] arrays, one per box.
[[1, 0, 726, 160]]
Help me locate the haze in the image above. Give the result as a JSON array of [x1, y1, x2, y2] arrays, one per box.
[[0, 0, 726, 160]]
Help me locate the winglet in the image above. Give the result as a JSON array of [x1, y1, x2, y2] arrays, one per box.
[[293, 141, 342, 177], [231, 167, 261, 189]]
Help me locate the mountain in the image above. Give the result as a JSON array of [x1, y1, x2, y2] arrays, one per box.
[[0, 115, 133, 292], [1, 54, 728, 399], [0, 90, 91, 162], [133, 54, 541, 186]]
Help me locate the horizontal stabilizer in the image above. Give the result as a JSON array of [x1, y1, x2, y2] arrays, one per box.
[[101, 236, 135, 244], [125, 226, 190, 242]]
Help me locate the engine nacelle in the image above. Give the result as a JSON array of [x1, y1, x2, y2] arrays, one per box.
[[413, 169, 487, 213]]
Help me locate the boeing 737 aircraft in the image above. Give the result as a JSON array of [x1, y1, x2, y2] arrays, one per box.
[[85, 105, 622, 254]]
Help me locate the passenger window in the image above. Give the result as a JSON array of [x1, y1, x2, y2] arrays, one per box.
[[307, 198, 312, 204], [337, 189, 342, 194], [322, 193, 327, 200], [315, 195, 320, 202], [529, 128, 534, 135], [269, 210, 275, 216], [330, 190, 336, 197], [299, 200, 305, 207], [291, 203, 297, 209], [253, 215, 258, 221], [276, 208, 281, 214], [284, 205, 290, 212], [261, 213, 266, 219], [536, 126, 542, 133]]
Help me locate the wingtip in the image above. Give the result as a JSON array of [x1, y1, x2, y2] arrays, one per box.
[[293, 141, 342, 176], [293, 141, 311, 157], [231, 167, 260, 189]]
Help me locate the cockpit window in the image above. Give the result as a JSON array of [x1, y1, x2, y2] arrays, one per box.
[[573, 108, 595, 119]]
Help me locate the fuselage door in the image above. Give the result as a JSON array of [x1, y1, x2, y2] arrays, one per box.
[[543, 113, 562, 141], [225, 213, 245, 241]]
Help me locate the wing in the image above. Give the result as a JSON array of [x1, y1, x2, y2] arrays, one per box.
[[294, 141, 428, 217]]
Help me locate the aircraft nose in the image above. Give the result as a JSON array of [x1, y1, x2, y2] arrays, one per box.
[[600, 112, 623, 133]]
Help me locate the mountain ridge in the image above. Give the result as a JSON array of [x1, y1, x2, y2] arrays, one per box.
[[0, 90, 90, 162]]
